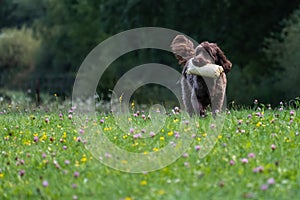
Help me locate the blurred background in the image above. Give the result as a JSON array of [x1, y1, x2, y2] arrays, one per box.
[[1, 0, 300, 107]]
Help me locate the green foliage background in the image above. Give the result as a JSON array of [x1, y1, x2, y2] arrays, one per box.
[[0, 0, 300, 105]]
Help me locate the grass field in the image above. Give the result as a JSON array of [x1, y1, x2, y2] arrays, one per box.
[[0, 102, 299, 200]]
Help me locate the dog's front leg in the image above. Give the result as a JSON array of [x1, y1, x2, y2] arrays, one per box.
[[181, 78, 194, 115], [211, 73, 227, 114]]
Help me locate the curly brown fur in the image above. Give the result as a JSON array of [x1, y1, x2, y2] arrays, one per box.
[[171, 35, 232, 116]]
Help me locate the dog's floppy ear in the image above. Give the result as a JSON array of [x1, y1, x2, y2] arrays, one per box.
[[216, 47, 232, 73], [201, 42, 232, 73], [171, 35, 195, 66]]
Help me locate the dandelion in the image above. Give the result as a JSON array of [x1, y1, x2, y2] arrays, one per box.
[[80, 155, 87, 162], [160, 136, 165, 141], [124, 197, 133, 200], [42, 180, 49, 187], [256, 122, 262, 127], [140, 180, 147, 186]]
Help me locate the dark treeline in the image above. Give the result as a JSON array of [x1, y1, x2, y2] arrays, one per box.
[[1, 0, 300, 106]]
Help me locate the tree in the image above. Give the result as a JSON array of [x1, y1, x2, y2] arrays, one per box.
[[0, 27, 40, 87], [35, 0, 107, 73], [264, 6, 300, 101]]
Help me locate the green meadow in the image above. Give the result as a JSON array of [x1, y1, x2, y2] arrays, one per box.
[[0, 101, 299, 200]]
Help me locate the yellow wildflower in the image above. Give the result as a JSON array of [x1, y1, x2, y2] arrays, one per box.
[[140, 180, 147, 186], [121, 160, 128, 165], [81, 155, 87, 162], [167, 131, 174, 136], [158, 189, 165, 195], [104, 127, 112, 131], [153, 147, 159, 152], [256, 122, 262, 127], [160, 137, 165, 141]]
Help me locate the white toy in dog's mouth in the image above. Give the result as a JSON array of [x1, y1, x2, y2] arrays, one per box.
[[186, 58, 224, 79]]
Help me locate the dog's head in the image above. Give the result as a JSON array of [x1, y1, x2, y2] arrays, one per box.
[[171, 35, 232, 73], [199, 42, 232, 73]]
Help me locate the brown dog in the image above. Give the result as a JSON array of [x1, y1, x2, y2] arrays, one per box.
[[171, 35, 232, 116]]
